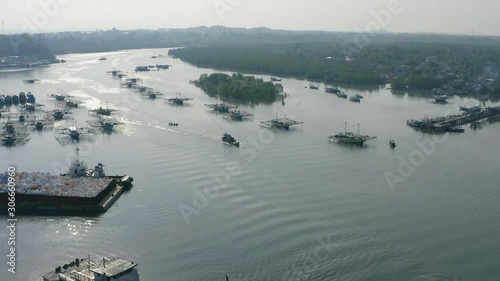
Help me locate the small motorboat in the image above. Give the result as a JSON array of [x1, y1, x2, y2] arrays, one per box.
[[389, 140, 396, 148]]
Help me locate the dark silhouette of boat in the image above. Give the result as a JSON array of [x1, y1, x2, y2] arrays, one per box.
[[222, 133, 240, 147]]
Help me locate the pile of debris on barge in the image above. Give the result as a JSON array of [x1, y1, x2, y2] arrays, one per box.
[[43, 256, 139, 281], [0, 147, 133, 215]]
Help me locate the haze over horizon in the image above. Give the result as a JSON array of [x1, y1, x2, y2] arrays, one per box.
[[0, 0, 499, 36]]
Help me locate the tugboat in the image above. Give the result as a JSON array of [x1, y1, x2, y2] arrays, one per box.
[[222, 133, 240, 147], [270, 77, 282, 82], [328, 123, 376, 146], [309, 84, 319, 90]]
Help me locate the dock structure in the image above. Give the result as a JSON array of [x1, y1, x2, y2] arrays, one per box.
[[408, 106, 500, 132], [43, 257, 139, 281]]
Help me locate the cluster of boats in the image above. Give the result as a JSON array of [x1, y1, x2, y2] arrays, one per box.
[[134, 64, 170, 72], [407, 105, 495, 133], [0, 92, 36, 107], [205, 103, 254, 120], [48, 90, 83, 108], [108, 70, 173, 100], [306, 84, 362, 101]]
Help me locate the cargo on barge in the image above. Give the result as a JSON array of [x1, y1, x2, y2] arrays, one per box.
[[0, 148, 133, 215]]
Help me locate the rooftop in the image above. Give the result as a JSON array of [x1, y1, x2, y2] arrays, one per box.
[[91, 257, 138, 277]]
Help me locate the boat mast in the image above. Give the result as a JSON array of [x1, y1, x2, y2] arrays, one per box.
[[345, 122, 347, 134], [358, 123, 360, 135]]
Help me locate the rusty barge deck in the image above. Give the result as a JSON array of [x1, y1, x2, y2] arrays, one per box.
[[0, 173, 133, 216]]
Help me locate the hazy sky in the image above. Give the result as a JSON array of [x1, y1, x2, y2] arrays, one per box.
[[0, 0, 499, 36]]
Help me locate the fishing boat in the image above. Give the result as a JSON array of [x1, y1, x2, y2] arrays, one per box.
[[205, 103, 237, 113], [336, 92, 348, 98], [166, 94, 193, 105], [226, 110, 253, 121], [1, 134, 17, 146], [260, 113, 303, 130], [349, 96, 361, 102], [23, 78, 39, 83], [328, 123, 376, 145], [325, 87, 341, 93], [434, 95, 448, 103]]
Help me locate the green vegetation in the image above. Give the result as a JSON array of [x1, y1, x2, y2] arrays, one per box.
[[170, 44, 385, 86], [192, 73, 284, 103], [0, 34, 54, 69], [0, 34, 54, 60], [169, 41, 500, 92]]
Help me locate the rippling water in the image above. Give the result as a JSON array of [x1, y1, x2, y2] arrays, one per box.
[[0, 49, 499, 281]]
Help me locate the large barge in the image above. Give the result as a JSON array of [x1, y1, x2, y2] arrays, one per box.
[[43, 256, 139, 281], [0, 148, 133, 216]]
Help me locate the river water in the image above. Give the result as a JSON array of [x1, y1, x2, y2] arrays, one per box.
[[0, 48, 499, 281]]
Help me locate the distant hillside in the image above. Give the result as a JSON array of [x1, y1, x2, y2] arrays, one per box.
[[0, 34, 54, 60], [10, 26, 500, 55]]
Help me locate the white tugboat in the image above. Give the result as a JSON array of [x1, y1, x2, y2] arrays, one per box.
[[43, 256, 140, 281]]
